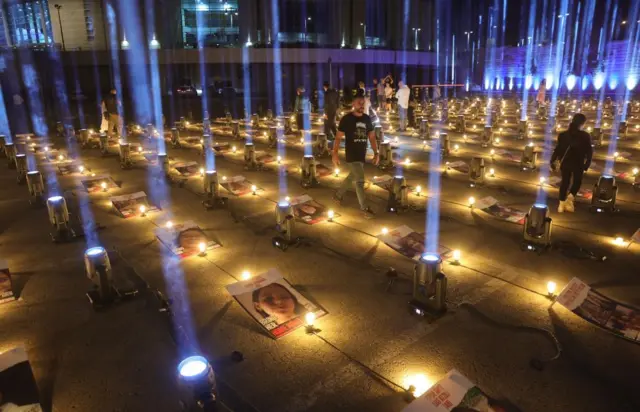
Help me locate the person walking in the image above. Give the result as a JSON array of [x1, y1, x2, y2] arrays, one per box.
[[395, 81, 410, 131], [294, 87, 310, 133], [102, 88, 123, 137], [322, 81, 340, 139], [550, 113, 593, 213], [332, 90, 379, 218]]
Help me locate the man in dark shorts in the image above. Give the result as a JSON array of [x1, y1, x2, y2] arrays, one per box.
[[332, 90, 379, 218]]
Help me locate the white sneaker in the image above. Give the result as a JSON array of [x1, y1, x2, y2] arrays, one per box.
[[565, 194, 575, 212], [558, 201, 566, 213]]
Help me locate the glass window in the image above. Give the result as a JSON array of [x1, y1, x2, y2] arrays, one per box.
[[181, 0, 239, 47], [4, 0, 53, 46]]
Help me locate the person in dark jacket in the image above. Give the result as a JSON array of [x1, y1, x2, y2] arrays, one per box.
[[323, 81, 340, 139], [550, 113, 593, 213]]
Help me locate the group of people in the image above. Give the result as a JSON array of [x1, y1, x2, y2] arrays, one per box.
[[103, 78, 591, 218], [329, 85, 592, 218]]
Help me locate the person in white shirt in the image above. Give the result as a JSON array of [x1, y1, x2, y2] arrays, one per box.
[[395, 81, 410, 131]]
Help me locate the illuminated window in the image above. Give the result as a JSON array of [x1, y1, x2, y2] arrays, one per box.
[[181, 0, 239, 47], [83, 0, 95, 41], [3, 0, 53, 46]]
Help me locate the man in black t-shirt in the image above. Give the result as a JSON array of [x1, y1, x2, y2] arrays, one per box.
[[332, 91, 379, 218]]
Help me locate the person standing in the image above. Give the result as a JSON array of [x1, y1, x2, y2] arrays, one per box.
[[550, 113, 593, 213], [376, 78, 385, 111], [537, 79, 547, 107], [102, 88, 123, 137], [408, 87, 418, 129], [332, 90, 378, 218], [371, 78, 379, 109], [357, 81, 366, 95], [294, 87, 310, 132], [384, 82, 393, 111], [395, 81, 410, 131], [433, 83, 442, 101], [322, 81, 339, 139]]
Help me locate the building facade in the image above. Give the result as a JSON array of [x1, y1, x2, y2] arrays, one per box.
[[0, 0, 107, 50], [0, 0, 446, 52]]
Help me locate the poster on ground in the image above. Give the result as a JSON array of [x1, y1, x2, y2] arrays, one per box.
[[589, 162, 632, 181], [0, 260, 15, 304], [220, 176, 260, 196], [184, 136, 202, 146], [155, 220, 220, 258], [445, 160, 469, 174], [172, 161, 200, 177], [226, 268, 327, 339], [546, 176, 593, 199], [0, 347, 42, 411], [290, 195, 338, 224], [142, 152, 158, 165], [110, 191, 158, 218], [213, 142, 231, 153], [493, 148, 519, 163], [255, 151, 275, 164], [377, 225, 451, 260], [556, 277, 640, 343], [57, 161, 86, 175], [42, 149, 69, 163], [315, 163, 332, 177], [81, 175, 119, 193], [474, 196, 526, 224], [402, 369, 510, 412], [371, 175, 394, 191]]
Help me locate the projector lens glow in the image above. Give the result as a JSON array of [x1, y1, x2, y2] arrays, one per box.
[[533, 203, 547, 209], [86, 247, 105, 256], [278, 202, 290, 207], [421, 253, 440, 262], [48, 196, 63, 202], [178, 356, 208, 378]]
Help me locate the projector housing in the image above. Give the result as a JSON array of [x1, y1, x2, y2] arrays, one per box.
[[590, 175, 618, 213], [409, 253, 448, 316], [522, 203, 552, 252], [300, 154, 319, 188]]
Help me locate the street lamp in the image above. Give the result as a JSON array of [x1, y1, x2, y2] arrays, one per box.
[[464, 31, 473, 50], [412, 27, 421, 50], [360, 22, 366, 47], [54, 4, 65, 51], [305, 17, 312, 43]]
